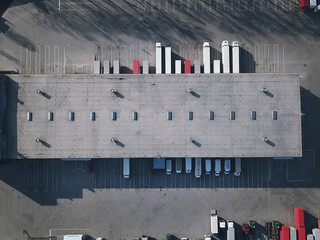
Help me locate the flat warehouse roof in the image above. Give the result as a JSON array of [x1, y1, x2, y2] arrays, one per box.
[[4, 73, 302, 159]]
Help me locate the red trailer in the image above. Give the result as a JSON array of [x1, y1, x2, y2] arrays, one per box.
[[300, 0, 310, 8], [133, 60, 139, 74], [281, 225, 290, 240], [318, 219, 320, 229], [297, 226, 306, 240], [184, 60, 191, 74], [295, 208, 305, 227]]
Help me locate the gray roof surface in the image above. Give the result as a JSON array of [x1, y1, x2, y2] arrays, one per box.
[[4, 73, 302, 159]]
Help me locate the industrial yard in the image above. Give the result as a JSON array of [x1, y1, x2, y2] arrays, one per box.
[[0, 0, 320, 240]]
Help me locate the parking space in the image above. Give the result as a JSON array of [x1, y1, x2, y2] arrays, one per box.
[[16, 158, 274, 192], [14, 43, 285, 75]]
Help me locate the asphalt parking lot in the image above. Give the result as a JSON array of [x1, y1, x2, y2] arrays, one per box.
[[0, 0, 320, 239], [16, 158, 270, 192], [13, 152, 317, 195]]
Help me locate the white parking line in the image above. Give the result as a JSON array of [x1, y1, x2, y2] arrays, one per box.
[[264, 44, 269, 72], [54, 45, 59, 74], [273, 44, 279, 73], [282, 45, 285, 72], [255, 44, 260, 73], [45, 46, 50, 74], [63, 46, 66, 73], [19, 46, 23, 73], [35, 46, 40, 74]]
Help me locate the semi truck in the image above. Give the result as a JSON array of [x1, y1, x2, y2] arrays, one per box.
[[290, 227, 297, 240], [210, 209, 218, 237], [227, 220, 235, 240], [195, 157, 202, 178], [281, 225, 290, 240], [64, 235, 87, 240], [231, 41, 239, 73], [313, 229, 320, 240], [221, 40, 230, 73], [300, 0, 320, 11]]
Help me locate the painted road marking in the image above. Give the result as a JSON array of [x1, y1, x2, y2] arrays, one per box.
[[54, 45, 59, 74], [45, 46, 50, 74]]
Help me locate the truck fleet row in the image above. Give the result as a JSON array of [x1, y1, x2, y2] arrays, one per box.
[[62, 207, 320, 240], [156, 41, 240, 74]]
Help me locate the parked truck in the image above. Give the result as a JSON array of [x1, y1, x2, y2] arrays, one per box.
[[195, 157, 202, 178], [221, 40, 230, 73], [64, 235, 87, 240], [281, 225, 290, 240], [231, 41, 239, 73], [210, 209, 218, 237], [227, 220, 235, 240]]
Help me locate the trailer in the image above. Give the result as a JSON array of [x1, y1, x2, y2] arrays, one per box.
[[295, 208, 305, 227], [281, 225, 290, 240], [221, 40, 230, 73], [64, 235, 87, 240], [308, 235, 314, 240], [227, 221, 235, 240], [195, 157, 202, 178], [313, 229, 320, 240], [165, 47, 171, 74], [156, 43, 162, 74], [231, 41, 240, 73], [123, 158, 130, 178], [290, 227, 297, 240], [297, 226, 306, 240], [210, 209, 218, 237], [203, 42, 210, 73], [153, 158, 165, 169]]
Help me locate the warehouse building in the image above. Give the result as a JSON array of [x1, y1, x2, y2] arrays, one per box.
[[2, 73, 302, 159]]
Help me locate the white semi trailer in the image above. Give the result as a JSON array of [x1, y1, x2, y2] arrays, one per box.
[[221, 40, 230, 73], [231, 41, 240, 73], [210, 209, 218, 237], [227, 220, 235, 240]]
